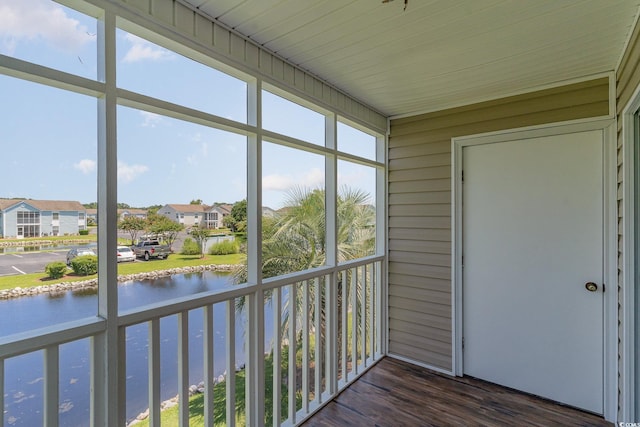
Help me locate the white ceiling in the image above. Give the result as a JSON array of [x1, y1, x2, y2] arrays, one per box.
[[182, 0, 640, 118]]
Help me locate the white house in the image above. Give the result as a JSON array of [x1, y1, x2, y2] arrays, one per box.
[[206, 204, 232, 229], [157, 204, 208, 228]]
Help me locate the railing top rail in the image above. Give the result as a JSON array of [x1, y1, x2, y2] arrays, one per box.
[[0, 316, 106, 359]]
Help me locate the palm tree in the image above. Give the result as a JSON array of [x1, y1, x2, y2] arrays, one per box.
[[233, 185, 374, 282], [231, 186, 375, 421]]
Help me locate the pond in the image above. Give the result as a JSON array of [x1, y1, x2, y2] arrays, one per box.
[[1, 271, 272, 426]]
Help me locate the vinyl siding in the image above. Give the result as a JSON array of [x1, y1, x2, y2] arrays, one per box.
[[388, 77, 610, 372], [616, 14, 640, 418]]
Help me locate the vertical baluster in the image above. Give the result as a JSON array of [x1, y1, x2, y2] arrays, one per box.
[[288, 283, 297, 424], [369, 263, 375, 363], [326, 273, 337, 396], [148, 319, 161, 427], [341, 270, 347, 383], [178, 311, 189, 427], [361, 265, 367, 368], [376, 261, 383, 357], [44, 346, 59, 427], [351, 267, 358, 376], [302, 281, 309, 413], [118, 327, 127, 427], [272, 288, 282, 427], [204, 305, 215, 427], [314, 277, 321, 404], [0, 358, 4, 427], [226, 300, 236, 427]]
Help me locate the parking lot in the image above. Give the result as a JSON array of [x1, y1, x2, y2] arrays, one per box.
[[0, 251, 68, 277]]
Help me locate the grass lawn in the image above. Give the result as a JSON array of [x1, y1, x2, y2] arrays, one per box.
[[132, 349, 293, 426], [0, 253, 243, 292], [0, 234, 96, 244]]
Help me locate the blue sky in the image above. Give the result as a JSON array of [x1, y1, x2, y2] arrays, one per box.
[[0, 0, 378, 210]]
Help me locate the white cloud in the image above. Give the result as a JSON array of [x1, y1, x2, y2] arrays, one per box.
[[122, 33, 173, 63], [263, 168, 324, 191], [186, 141, 209, 165], [74, 159, 96, 174], [0, 0, 94, 55], [118, 161, 149, 183], [140, 111, 162, 128]]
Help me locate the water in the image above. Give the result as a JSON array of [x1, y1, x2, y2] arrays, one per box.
[[1, 271, 273, 426]]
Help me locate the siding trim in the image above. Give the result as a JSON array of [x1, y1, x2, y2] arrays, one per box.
[[451, 118, 618, 422], [620, 83, 640, 422]]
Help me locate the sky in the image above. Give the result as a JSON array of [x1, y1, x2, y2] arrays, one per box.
[[0, 0, 378, 210]]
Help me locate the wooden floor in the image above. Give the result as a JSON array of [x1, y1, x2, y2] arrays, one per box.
[[302, 357, 611, 426]]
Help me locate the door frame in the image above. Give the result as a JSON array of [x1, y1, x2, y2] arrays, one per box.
[[451, 118, 617, 421], [622, 83, 640, 422]]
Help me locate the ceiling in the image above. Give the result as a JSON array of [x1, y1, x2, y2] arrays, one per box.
[[182, 0, 640, 118]]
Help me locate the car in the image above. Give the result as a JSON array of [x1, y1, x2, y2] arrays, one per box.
[[66, 247, 96, 265], [117, 246, 136, 263]]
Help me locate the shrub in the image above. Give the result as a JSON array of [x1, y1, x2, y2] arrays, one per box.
[[45, 262, 68, 279], [208, 239, 239, 255], [180, 238, 200, 255], [70, 255, 98, 276], [79, 229, 90, 236]]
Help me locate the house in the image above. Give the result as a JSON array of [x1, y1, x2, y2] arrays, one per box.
[[2, 1, 640, 426], [0, 199, 87, 238], [206, 204, 232, 229], [157, 204, 209, 228], [117, 208, 147, 221]]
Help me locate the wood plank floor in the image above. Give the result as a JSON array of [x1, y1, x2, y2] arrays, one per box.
[[302, 357, 611, 426]]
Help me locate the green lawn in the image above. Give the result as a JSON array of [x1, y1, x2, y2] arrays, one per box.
[[133, 348, 294, 426], [0, 234, 96, 244], [0, 253, 243, 292]]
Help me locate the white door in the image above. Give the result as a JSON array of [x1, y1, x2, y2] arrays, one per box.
[[462, 130, 604, 414]]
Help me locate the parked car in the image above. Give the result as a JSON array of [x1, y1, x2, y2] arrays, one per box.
[[66, 247, 96, 265], [133, 240, 171, 261], [116, 246, 135, 263]]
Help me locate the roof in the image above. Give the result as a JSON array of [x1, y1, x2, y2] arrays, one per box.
[[118, 208, 147, 215], [163, 204, 210, 213], [184, 0, 640, 117], [211, 204, 232, 214], [0, 199, 86, 212]]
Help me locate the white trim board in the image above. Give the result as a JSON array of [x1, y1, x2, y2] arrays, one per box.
[[451, 118, 618, 422], [621, 82, 640, 423]]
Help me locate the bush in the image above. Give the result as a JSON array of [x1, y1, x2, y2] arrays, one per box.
[[208, 239, 239, 255], [45, 262, 68, 279], [180, 238, 200, 255], [79, 229, 90, 236], [70, 255, 98, 276]]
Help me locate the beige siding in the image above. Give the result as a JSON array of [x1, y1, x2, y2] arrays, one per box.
[[116, 0, 386, 133], [388, 77, 610, 371], [616, 14, 640, 417]]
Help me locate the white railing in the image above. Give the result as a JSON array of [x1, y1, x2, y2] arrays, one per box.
[[0, 257, 384, 426]]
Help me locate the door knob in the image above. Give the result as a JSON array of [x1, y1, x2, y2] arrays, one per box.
[[585, 282, 598, 292]]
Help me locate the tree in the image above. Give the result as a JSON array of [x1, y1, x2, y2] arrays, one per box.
[[233, 186, 374, 330], [118, 216, 146, 245], [190, 225, 210, 258], [190, 199, 203, 205], [146, 214, 184, 251], [225, 199, 247, 232]]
